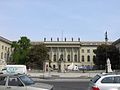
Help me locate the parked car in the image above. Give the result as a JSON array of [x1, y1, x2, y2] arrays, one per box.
[[88, 73, 120, 90], [0, 74, 53, 90]]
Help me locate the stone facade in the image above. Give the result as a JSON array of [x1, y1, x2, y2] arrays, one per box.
[[32, 39, 112, 71], [0, 36, 12, 70]]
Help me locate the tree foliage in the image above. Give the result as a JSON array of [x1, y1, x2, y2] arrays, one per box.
[[27, 44, 48, 69], [11, 37, 31, 64], [94, 44, 120, 69]]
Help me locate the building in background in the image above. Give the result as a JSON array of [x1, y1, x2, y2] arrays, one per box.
[[0, 36, 12, 70], [113, 38, 120, 66], [0, 36, 113, 72], [32, 38, 112, 72], [113, 38, 120, 52]]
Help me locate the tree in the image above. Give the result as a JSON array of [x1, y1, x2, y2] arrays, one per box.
[[27, 44, 48, 69], [94, 44, 120, 69], [11, 37, 31, 65]]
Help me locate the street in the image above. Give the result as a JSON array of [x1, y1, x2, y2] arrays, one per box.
[[35, 80, 89, 90]]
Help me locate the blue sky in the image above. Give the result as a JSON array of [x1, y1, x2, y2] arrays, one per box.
[[0, 0, 120, 41]]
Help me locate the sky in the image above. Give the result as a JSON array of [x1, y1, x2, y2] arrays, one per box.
[[0, 0, 120, 42]]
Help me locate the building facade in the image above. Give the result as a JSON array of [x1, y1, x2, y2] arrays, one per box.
[[0, 36, 12, 70], [32, 38, 112, 71], [113, 38, 120, 52]]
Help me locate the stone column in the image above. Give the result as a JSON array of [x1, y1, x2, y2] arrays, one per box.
[[71, 48, 73, 62], [64, 48, 67, 62], [50, 47, 53, 62], [78, 47, 80, 62]]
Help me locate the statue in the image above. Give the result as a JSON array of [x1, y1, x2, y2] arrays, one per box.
[[107, 58, 113, 73]]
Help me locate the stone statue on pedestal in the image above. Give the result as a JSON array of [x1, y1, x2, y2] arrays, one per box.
[[107, 58, 113, 73]]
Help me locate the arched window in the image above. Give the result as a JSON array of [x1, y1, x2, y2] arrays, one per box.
[[82, 55, 84, 62], [74, 54, 77, 62], [87, 55, 90, 62], [53, 54, 56, 62], [67, 54, 70, 62]]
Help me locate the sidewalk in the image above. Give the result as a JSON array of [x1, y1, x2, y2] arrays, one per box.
[[28, 72, 100, 79]]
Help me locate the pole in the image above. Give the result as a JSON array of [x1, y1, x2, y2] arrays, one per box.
[[105, 31, 108, 73]]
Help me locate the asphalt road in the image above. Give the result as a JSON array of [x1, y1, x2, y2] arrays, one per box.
[[36, 80, 89, 90]]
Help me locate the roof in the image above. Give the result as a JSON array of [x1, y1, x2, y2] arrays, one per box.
[[0, 36, 12, 45], [113, 38, 120, 45], [31, 41, 112, 46]]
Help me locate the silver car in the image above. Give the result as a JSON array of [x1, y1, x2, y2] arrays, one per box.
[[88, 73, 120, 90], [0, 74, 53, 90]]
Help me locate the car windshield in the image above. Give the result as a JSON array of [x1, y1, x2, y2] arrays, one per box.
[[19, 75, 35, 85], [90, 75, 101, 83]]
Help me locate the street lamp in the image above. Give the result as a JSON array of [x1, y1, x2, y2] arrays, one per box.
[[105, 31, 108, 73]]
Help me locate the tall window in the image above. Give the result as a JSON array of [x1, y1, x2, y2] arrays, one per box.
[[67, 54, 70, 62], [2, 45, 4, 49], [87, 49, 90, 53], [53, 65, 56, 69], [87, 55, 90, 62], [60, 54, 63, 61], [4, 53, 6, 59], [1, 52, 3, 59], [82, 55, 84, 62], [53, 54, 56, 62], [93, 55, 96, 62], [74, 54, 77, 62]]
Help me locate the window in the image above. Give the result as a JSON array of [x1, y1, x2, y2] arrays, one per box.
[[19, 75, 34, 85], [93, 55, 96, 61], [67, 54, 70, 62], [82, 49, 84, 53], [74, 54, 77, 62], [5, 47, 7, 50], [115, 76, 120, 83], [60, 54, 63, 61], [53, 54, 56, 62], [91, 75, 101, 83], [82, 55, 84, 62], [101, 77, 114, 83], [87, 49, 90, 53], [87, 55, 90, 62], [53, 65, 56, 69], [2, 45, 4, 49], [8, 48, 10, 52], [4, 53, 6, 59], [8, 77, 24, 86], [1, 52, 3, 59], [0, 76, 7, 85]]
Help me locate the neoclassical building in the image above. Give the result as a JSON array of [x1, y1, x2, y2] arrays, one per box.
[[0, 36, 12, 70], [32, 38, 112, 71]]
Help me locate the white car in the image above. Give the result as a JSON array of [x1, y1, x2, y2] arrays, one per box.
[[88, 73, 120, 90], [0, 74, 53, 90]]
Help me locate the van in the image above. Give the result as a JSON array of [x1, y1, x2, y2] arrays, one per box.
[[2, 65, 27, 74]]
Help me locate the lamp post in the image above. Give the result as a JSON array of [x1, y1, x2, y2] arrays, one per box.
[[105, 31, 108, 73]]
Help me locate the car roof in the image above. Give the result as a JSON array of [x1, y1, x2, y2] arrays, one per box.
[[98, 72, 120, 77]]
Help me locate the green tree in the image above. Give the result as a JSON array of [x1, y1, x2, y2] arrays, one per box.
[[94, 44, 120, 69], [11, 37, 31, 64], [27, 44, 48, 69]]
